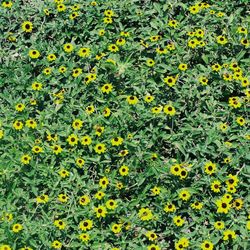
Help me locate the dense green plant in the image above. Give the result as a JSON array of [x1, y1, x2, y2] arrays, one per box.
[[0, 0, 249, 250]]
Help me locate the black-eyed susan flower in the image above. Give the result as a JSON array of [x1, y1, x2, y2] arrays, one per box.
[[111, 223, 122, 234], [191, 201, 203, 210], [85, 105, 95, 114], [200, 240, 214, 250], [178, 189, 191, 201], [211, 180, 221, 193], [21, 154, 31, 165], [145, 231, 158, 241], [151, 186, 161, 195], [47, 53, 56, 61], [94, 205, 107, 218], [79, 195, 90, 206], [164, 203, 176, 213], [21, 21, 33, 32], [32, 145, 43, 154], [106, 199, 118, 210], [119, 165, 129, 176], [211, 63, 222, 72], [29, 49, 40, 59], [57, 3, 66, 12], [2, 1, 13, 8], [164, 76, 177, 87], [215, 199, 231, 214], [63, 43, 74, 53], [58, 169, 69, 178], [217, 35, 228, 45], [214, 221, 225, 230], [78, 47, 91, 57], [51, 145, 63, 155], [94, 190, 105, 200], [79, 219, 93, 231], [79, 233, 90, 242], [173, 215, 185, 226], [15, 103, 25, 112], [31, 82, 42, 91], [204, 161, 217, 175], [232, 198, 243, 210], [236, 116, 245, 126], [51, 240, 62, 249], [76, 158, 85, 168], [99, 176, 109, 188], [81, 135, 92, 146], [178, 63, 188, 71], [12, 223, 23, 233], [138, 208, 153, 221], [223, 230, 236, 240], [25, 119, 37, 129], [147, 244, 161, 250], [94, 143, 106, 154], [58, 194, 68, 203], [163, 104, 176, 116], [108, 44, 119, 52], [240, 38, 249, 47], [111, 137, 123, 146], [36, 194, 49, 204], [146, 59, 155, 67], [54, 219, 66, 230], [126, 96, 139, 105], [116, 38, 126, 46], [101, 83, 113, 94], [66, 134, 78, 146]]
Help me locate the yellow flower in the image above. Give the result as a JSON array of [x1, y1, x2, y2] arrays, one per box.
[[211, 180, 221, 193], [164, 203, 176, 213], [94, 143, 106, 154], [0, 130, 3, 139], [151, 186, 161, 195], [54, 220, 66, 230], [98, 29, 105, 36], [47, 53, 56, 61], [204, 161, 217, 175], [21, 21, 33, 32], [200, 241, 214, 250], [111, 223, 122, 234], [99, 177, 109, 188], [236, 116, 245, 126], [13, 120, 23, 130], [95, 191, 105, 200], [138, 208, 153, 221], [163, 76, 177, 87], [51, 145, 63, 155], [189, 5, 200, 14], [178, 63, 188, 71], [26, 119, 37, 129], [51, 240, 62, 249], [163, 104, 176, 116], [146, 59, 155, 67], [58, 169, 69, 178], [2, 1, 13, 8], [126, 95, 138, 105], [81, 135, 92, 145], [147, 244, 161, 250], [72, 119, 83, 130], [217, 35, 228, 45], [15, 103, 25, 112], [168, 19, 178, 28], [79, 233, 90, 242], [178, 189, 191, 201], [101, 83, 113, 94], [21, 154, 31, 164], [78, 47, 91, 57], [63, 43, 74, 53], [94, 205, 107, 218], [36, 194, 49, 204], [106, 199, 118, 210], [58, 194, 69, 203], [12, 223, 23, 233], [119, 165, 129, 176], [66, 134, 78, 146], [32, 82, 42, 91], [223, 230, 236, 240], [104, 9, 114, 17], [76, 158, 85, 168], [111, 137, 123, 146], [103, 17, 113, 24], [108, 44, 119, 52], [214, 221, 225, 230], [57, 4, 66, 12], [173, 215, 185, 226], [85, 105, 95, 114], [79, 195, 90, 206], [146, 231, 158, 241], [29, 49, 40, 59], [216, 199, 231, 214], [79, 219, 93, 231]]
